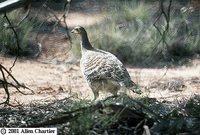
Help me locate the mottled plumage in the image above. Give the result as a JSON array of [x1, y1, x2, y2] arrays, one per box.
[[71, 26, 141, 100]]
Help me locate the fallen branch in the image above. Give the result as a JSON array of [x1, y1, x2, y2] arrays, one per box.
[[27, 101, 103, 127], [27, 96, 154, 131]]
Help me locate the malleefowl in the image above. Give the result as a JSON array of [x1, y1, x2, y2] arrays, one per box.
[[71, 26, 141, 100]]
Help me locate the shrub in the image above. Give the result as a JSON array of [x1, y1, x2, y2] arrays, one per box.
[[72, 1, 200, 66], [0, 9, 35, 56]]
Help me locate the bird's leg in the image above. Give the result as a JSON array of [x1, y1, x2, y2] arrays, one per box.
[[130, 86, 142, 95], [107, 80, 120, 96], [91, 81, 101, 101], [110, 90, 118, 96], [92, 90, 99, 101]]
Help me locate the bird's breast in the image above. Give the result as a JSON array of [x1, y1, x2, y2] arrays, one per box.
[[80, 52, 108, 79]]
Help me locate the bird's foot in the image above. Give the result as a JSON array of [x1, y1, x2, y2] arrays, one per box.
[[130, 86, 142, 95], [134, 88, 142, 95]]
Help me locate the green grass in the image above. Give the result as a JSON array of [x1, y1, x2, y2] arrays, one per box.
[[72, 1, 200, 66], [0, 9, 34, 56]]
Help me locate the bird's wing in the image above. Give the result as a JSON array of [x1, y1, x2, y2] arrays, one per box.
[[81, 50, 132, 85]]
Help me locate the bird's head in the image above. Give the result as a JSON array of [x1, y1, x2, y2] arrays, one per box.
[[71, 26, 86, 35], [71, 26, 93, 50]]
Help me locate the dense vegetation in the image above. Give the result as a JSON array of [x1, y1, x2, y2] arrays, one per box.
[[0, 10, 37, 56], [72, 1, 200, 67]]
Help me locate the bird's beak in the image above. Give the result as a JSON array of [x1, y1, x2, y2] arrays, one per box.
[[71, 29, 78, 34], [71, 29, 75, 33]]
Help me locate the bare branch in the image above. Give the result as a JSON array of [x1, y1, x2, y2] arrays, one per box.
[[0, 64, 34, 106], [63, 0, 72, 43], [43, 1, 72, 43], [153, 0, 173, 50], [0, 67, 10, 105], [3, 13, 20, 71]]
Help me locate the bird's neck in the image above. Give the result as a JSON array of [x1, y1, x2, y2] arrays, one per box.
[[80, 32, 93, 51]]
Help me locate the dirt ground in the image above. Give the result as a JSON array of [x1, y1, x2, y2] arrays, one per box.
[[0, 55, 200, 105]]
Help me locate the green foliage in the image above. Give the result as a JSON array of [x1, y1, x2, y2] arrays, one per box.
[[184, 95, 200, 116], [66, 99, 94, 133], [70, 112, 94, 133], [68, 99, 120, 134], [72, 1, 200, 66], [0, 10, 34, 56]]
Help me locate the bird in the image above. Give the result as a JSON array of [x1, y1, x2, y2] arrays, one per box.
[[71, 26, 141, 100]]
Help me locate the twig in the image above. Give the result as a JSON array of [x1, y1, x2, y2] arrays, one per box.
[[27, 97, 119, 127], [3, 13, 20, 71], [154, 66, 168, 98], [43, 1, 72, 43], [43, 4, 60, 22], [17, 2, 31, 26], [0, 64, 32, 92], [143, 125, 151, 135], [157, 66, 168, 82], [28, 101, 103, 127], [0, 66, 10, 105], [130, 98, 162, 120], [1, 1, 35, 106], [27, 96, 154, 128], [166, 0, 172, 32], [134, 119, 145, 134], [153, 0, 172, 51], [161, 0, 172, 48], [27, 112, 80, 127], [63, 0, 72, 43], [0, 64, 33, 106]]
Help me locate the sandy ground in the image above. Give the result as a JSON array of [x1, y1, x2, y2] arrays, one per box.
[[0, 56, 200, 105]]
